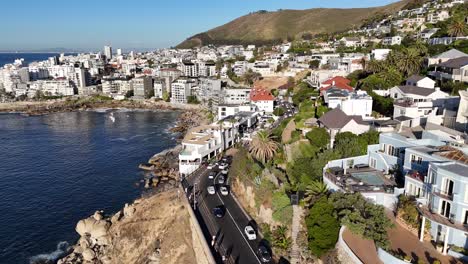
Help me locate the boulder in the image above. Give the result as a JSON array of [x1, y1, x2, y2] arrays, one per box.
[[82, 248, 95, 262], [123, 203, 136, 218], [76, 217, 111, 246], [111, 210, 122, 224], [93, 211, 103, 221]]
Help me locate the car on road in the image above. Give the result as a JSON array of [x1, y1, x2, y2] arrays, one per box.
[[244, 225, 256, 240], [207, 162, 216, 170], [221, 168, 229, 175], [207, 185, 216, 195], [217, 175, 225, 184], [208, 171, 216, 179], [257, 245, 272, 263], [212, 206, 225, 218], [218, 163, 228, 170], [219, 186, 229, 196]]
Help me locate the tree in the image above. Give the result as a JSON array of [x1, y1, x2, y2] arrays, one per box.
[[303, 180, 328, 207], [162, 91, 170, 102], [390, 48, 424, 77], [448, 16, 468, 37], [305, 127, 330, 149], [249, 130, 279, 163], [306, 197, 340, 257], [365, 59, 386, 74], [186, 95, 200, 104], [309, 60, 320, 69], [273, 107, 285, 116], [330, 192, 394, 249], [125, 90, 134, 98]]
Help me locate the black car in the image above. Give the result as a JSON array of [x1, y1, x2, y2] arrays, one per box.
[[257, 245, 271, 263], [212, 206, 225, 218]]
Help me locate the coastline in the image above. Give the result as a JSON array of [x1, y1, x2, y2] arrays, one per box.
[[50, 103, 209, 264], [0, 96, 203, 116]]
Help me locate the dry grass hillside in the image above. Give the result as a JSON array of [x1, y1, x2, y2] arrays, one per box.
[[177, 0, 412, 48]]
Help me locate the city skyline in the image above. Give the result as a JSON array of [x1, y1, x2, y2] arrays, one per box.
[[0, 0, 400, 51]]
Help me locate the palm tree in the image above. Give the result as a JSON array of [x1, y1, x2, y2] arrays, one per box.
[[249, 130, 279, 163], [448, 17, 468, 37], [394, 48, 423, 77], [303, 180, 328, 207], [366, 59, 387, 73]]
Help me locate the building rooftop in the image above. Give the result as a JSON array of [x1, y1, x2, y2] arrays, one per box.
[[432, 48, 467, 59], [438, 56, 468, 68], [398, 85, 436, 96], [318, 108, 366, 129]]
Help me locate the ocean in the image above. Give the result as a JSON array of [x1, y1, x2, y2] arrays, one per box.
[[0, 53, 75, 67], [0, 110, 180, 263]]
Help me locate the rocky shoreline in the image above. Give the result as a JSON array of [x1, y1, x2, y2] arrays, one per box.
[[54, 105, 209, 264], [0, 96, 202, 116]]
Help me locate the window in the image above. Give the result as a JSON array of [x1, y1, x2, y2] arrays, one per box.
[[465, 185, 468, 203], [464, 210, 468, 225], [440, 200, 451, 218], [410, 154, 423, 164], [370, 158, 376, 168], [442, 178, 454, 196]]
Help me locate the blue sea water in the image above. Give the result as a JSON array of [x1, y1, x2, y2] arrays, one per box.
[[0, 110, 179, 264], [0, 53, 74, 67]]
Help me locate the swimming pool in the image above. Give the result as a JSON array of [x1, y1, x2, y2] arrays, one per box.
[[351, 171, 385, 186]]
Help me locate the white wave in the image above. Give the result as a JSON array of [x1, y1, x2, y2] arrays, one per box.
[[29, 241, 70, 264], [92, 108, 112, 113], [110, 137, 128, 142]]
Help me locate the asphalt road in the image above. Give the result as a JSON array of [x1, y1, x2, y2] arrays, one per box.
[[183, 165, 269, 264]]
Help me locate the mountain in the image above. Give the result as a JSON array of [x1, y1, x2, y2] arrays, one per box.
[[177, 0, 413, 48]]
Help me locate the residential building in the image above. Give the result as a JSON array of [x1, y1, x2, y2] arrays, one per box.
[[456, 90, 468, 130], [249, 88, 275, 113], [153, 78, 166, 99], [217, 104, 257, 120], [319, 76, 354, 95], [382, 36, 402, 46], [179, 113, 257, 175], [427, 49, 467, 66], [371, 49, 391, 61], [171, 78, 195, 104], [133, 76, 153, 98], [104, 45, 113, 60], [318, 108, 370, 148], [431, 56, 468, 82], [222, 88, 251, 105], [198, 78, 222, 108], [325, 90, 373, 118], [405, 75, 436, 89], [427, 10, 450, 23]]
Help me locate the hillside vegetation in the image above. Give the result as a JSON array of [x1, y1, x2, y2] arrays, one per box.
[[177, 0, 412, 48]]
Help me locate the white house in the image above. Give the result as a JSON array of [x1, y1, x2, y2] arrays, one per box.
[[405, 75, 436, 89], [427, 49, 467, 66], [217, 104, 257, 120], [318, 108, 370, 148], [371, 49, 391, 61], [382, 36, 402, 46], [250, 88, 275, 113]]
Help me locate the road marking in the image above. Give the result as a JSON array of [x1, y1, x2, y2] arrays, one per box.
[[215, 193, 262, 264]]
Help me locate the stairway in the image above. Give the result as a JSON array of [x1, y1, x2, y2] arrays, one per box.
[[290, 205, 302, 264]]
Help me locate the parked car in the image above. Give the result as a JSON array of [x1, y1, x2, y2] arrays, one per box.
[[207, 162, 216, 170], [208, 171, 216, 179], [244, 225, 256, 240], [207, 185, 216, 195], [257, 245, 271, 263], [212, 206, 225, 218], [221, 168, 229, 175], [218, 175, 225, 184], [220, 186, 229, 196], [218, 163, 228, 170]]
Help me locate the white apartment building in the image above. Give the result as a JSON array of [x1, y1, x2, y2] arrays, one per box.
[[104, 45, 113, 60], [250, 88, 275, 113], [153, 78, 166, 99], [217, 104, 257, 120], [101, 78, 133, 96], [30, 79, 74, 96], [326, 90, 373, 118], [371, 49, 391, 61], [382, 36, 402, 46], [222, 88, 251, 104], [171, 78, 195, 104]]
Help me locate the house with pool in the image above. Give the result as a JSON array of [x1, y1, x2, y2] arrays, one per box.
[[324, 124, 468, 255]]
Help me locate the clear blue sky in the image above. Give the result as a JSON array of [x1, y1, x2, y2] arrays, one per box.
[[0, 0, 399, 51]]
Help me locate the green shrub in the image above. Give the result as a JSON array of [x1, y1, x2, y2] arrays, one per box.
[[272, 190, 293, 224]]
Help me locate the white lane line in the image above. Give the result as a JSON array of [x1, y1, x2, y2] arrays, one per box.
[[215, 193, 262, 264]]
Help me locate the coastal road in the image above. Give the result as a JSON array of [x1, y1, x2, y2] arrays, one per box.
[[183, 166, 269, 264]]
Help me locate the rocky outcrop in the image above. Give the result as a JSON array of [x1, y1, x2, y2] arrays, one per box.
[[58, 189, 199, 264]]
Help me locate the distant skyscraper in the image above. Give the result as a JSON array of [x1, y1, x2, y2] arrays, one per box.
[[117, 48, 122, 56], [104, 45, 113, 60]]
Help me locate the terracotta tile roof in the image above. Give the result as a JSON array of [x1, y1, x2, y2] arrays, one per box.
[[250, 88, 274, 101], [322, 76, 351, 85], [320, 76, 354, 94]]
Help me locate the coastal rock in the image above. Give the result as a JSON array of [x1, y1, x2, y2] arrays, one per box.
[[111, 210, 122, 224], [82, 248, 95, 261], [75, 217, 111, 246], [123, 203, 136, 218], [93, 210, 103, 221]]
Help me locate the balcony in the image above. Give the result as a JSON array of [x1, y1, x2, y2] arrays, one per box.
[[406, 170, 425, 182], [418, 205, 468, 232], [433, 188, 454, 201]]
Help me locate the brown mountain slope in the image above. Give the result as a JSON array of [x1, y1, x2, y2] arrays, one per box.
[[177, 0, 412, 48]]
